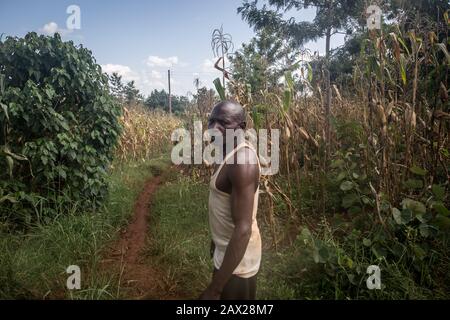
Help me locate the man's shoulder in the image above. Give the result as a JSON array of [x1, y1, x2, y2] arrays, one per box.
[[225, 147, 259, 185], [234, 145, 259, 166]]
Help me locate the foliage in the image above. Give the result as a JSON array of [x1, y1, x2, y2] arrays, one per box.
[[0, 32, 122, 227], [0, 158, 165, 299], [238, 0, 367, 51], [229, 29, 298, 97], [107, 73, 143, 105], [144, 89, 188, 115], [232, 1, 450, 299]]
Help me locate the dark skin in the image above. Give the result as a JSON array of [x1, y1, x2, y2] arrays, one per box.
[[199, 101, 259, 300]]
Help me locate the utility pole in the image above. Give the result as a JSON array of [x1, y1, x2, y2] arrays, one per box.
[[168, 69, 172, 115]]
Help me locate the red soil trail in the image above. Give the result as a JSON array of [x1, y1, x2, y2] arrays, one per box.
[[101, 173, 186, 299], [117, 175, 162, 265]]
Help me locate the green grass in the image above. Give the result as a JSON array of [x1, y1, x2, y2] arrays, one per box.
[[0, 156, 171, 299], [147, 173, 212, 298], [2, 156, 447, 300], [146, 171, 299, 299]]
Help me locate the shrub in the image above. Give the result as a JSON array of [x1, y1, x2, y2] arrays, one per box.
[[0, 32, 122, 227]]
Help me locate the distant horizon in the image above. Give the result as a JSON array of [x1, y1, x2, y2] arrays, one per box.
[[0, 0, 345, 97]]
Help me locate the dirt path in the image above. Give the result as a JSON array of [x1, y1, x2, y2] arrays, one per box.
[[101, 173, 185, 299]]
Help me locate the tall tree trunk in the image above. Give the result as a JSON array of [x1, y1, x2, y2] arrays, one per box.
[[325, 27, 332, 157]]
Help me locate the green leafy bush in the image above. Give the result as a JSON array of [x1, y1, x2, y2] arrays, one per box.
[[0, 32, 122, 227]]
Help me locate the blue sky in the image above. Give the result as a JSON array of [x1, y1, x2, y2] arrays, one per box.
[[0, 0, 345, 96]]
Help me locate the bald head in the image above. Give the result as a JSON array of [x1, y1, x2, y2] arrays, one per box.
[[210, 100, 246, 127]]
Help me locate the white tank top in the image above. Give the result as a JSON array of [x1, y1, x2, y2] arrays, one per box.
[[208, 142, 262, 278]]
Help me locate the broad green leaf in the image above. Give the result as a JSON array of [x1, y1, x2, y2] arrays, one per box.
[[416, 212, 432, 223], [431, 185, 445, 201], [413, 245, 426, 260], [331, 159, 345, 168], [285, 71, 294, 89], [363, 238, 372, 247], [401, 198, 426, 215], [336, 172, 347, 182], [397, 36, 410, 55], [392, 207, 402, 224], [393, 207, 413, 225], [409, 165, 427, 176], [283, 89, 291, 111], [419, 224, 437, 238], [314, 246, 329, 264], [307, 63, 313, 83], [361, 196, 372, 205], [298, 227, 312, 243], [346, 257, 354, 269], [433, 215, 450, 231], [6, 155, 13, 178], [399, 54, 407, 85], [431, 202, 450, 216], [342, 193, 359, 209], [213, 78, 226, 100], [340, 181, 353, 191], [0, 103, 9, 121]]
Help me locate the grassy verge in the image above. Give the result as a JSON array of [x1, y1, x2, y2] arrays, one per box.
[[147, 171, 294, 299], [0, 156, 170, 299], [147, 172, 212, 298]]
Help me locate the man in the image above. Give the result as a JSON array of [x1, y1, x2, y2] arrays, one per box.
[[199, 100, 262, 300]]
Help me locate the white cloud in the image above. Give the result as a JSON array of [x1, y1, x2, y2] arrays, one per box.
[[201, 57, 230, 74], [150, 70, 162, 79], [39, 21, 73, 37], [101, 56, 201, 97], [201, 58, 215, 73], [142, 78, 165, 91], [42, 22, 58, 35], [101, 63, 171, 96], [101, 64, 140, 83], [146, 55, 179, 68]]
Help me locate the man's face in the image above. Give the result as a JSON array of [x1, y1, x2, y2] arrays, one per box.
[[207, 106, 242, 139]]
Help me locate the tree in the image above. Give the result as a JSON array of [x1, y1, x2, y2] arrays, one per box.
[[123, 81, 143, 105], [108, 72, 125, 101], [144, 89, 188, 115], [230, 29, 297, 96], [238, 0, 367, 150], [0, 32, 122, 224], [386, 0, 449, 26]]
